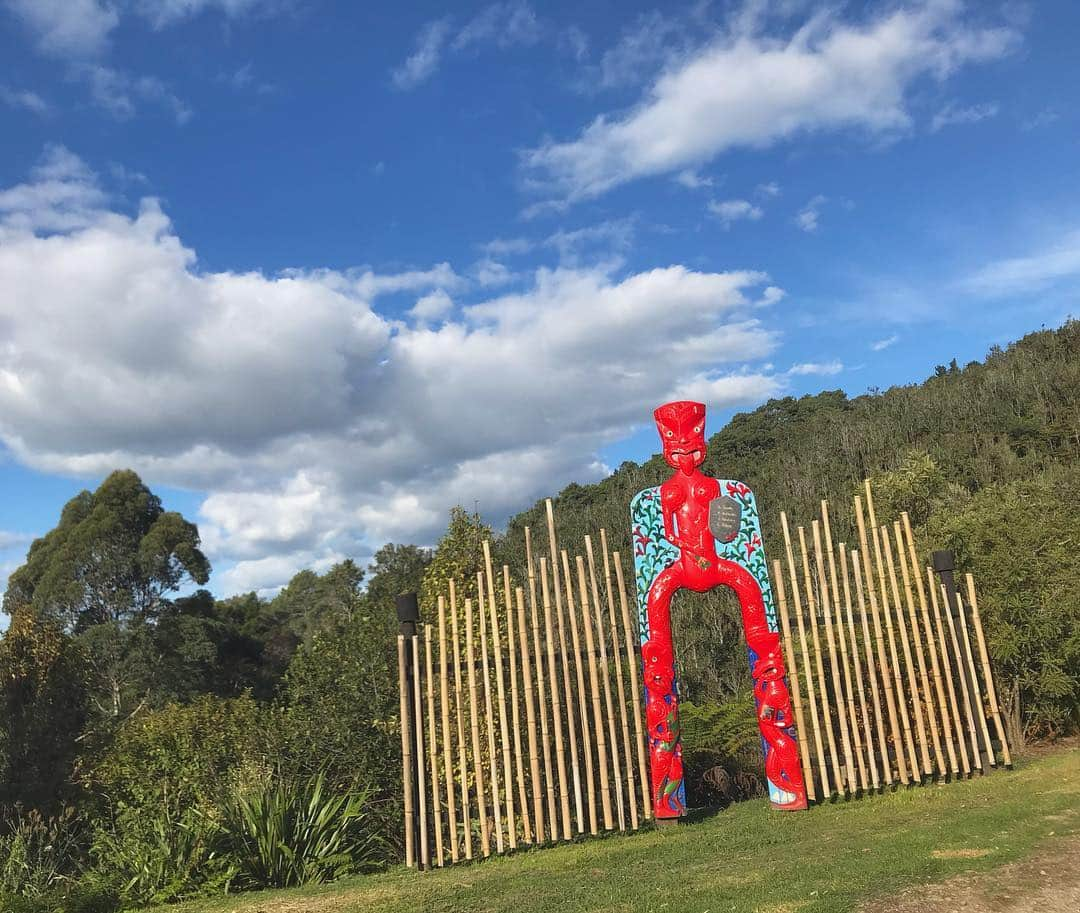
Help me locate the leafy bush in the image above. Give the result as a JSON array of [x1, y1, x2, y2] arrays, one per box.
[[219, 772, 385, 888], [680, 692, 765, 807], [0, 808, 84, 899], [0, 878, 120, 913]]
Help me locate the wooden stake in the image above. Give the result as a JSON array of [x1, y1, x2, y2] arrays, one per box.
[[437, 599, 458, 863], [840, 546, 879, 790], [965, 574, 1012, 767], [613, 551, 652, 820], [855, 494, 907, 784], [822, 504, 867, 792], [482, 548, 516, 850], [425, 627, 445, 866], [585, 537, 623, 830], [546, 501, 585, 832], [772, 558, 815, 801], [940, 582, 982, 773], [780, 512, 829, 798], [540, 557, 573, 840], [956, 591, 995, 768], [464, 596, 491, 856], [901, 515, 958, 777], [799, 524, 842, 793], [563, 550, 598, 835], [476, 577, 504, 852], [577, 553, 614, 831], [516, 585, 545, 843], [881, 525, 932, 778], [526, 528, 557, 841], [412, 634, 429, 869], [812, 519, 856, 792], [892, 521, 944, 777], [601, 530, 638, 830], [397, 635, 415, 867], [503, 564, 532, 843], [449, 580, 473, 860], [928, 571, 971, 776]]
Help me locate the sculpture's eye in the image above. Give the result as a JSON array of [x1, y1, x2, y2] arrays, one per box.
[[694, 426, 701, 433], [665, 430, 673, 437]]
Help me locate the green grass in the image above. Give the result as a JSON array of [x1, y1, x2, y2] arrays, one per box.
[[141, 747, 1079, 913]]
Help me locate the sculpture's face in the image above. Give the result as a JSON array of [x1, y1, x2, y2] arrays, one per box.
[[654, 400, 707, 473]]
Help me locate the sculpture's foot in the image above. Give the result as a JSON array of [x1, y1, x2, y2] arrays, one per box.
[[654, 816, 680, 829]]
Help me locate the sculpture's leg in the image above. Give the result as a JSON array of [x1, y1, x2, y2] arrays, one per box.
[[716, 559, 809, 810], [642, 564, 686, 819]]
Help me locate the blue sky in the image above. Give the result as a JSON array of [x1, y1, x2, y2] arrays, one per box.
[[0, 0, 1078, 602]]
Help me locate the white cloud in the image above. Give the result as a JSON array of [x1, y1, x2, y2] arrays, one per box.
[[871, 334, 899, 351], [1020, 108, 1058, 131], [410, 288, 454, 323], [82, 65, 193, 123], [133, 0, 275, 30], [957, 229, 1080, 298], [708, 198, 763, 228], [0, 530, 34, 550], [757, 181, 781, 198], [392, 2, 540, 90], [4, 0, 118, 58], [930, 100, 998, 131], [674, 169, 715, 190], [795, 194, 827, 232], [0, 149, 785, 593], [391, 18, 452, 90], [0, 85, 50, 115], [522, 2, 1019, 204], [788, 360, 844, 376]]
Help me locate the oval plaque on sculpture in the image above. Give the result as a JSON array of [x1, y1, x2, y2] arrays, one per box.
[[708, 495, 742, 543]]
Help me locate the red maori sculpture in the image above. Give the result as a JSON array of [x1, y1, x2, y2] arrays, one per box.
[[634, 401, 807, 818]]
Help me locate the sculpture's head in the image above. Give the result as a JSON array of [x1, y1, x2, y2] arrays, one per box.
[[654, 400, 707, 473]]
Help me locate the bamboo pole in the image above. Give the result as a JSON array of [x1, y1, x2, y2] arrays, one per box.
[[563, 550, 598, 835], [477, 578, 504, 852], [901, 515, 958, 777], [780, 512, 829, 798], [436, 597, 459, 864], [928, 571, 971, 775], [503, 564, 532, 843], [613, 551, 651, 820], [772, 558, 815, 801], [956, 591, 996, 768], [822, 503, 867, 791], [940, 582, 982, 773], [526, 528, 557, 841], [854, 495, 907, 784], [586, 536, 624, 830], [852, 551, 892, 786], [840, 546, 879, 790], [412, 634, 429, 868], [812, 519, 856, 792], [465, 597, 491, 855], [540, 557, 573, 840], [397, 635, 415, 867], [482, 548, 516, 850], [892, 521, 944, 777], [601, 530, 638, 830], [425, 627, 445, 866], [449, 581, 473, 860], [577, 553, 614, 831], [546, 501, 585, 832], [799, 524, 843, 793], [516, 585, 545, 843], [965, 574, 1012, 767], [881, 525, 933, 778]]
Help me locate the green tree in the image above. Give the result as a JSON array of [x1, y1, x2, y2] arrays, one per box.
[[0, 613, 88, 811], [419, 507, 491, 611]]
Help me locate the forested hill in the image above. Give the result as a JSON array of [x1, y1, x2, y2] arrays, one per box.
[[505, 319, 1080, 565]]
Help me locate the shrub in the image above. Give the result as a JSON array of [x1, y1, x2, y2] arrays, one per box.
[[0, 807, 84, 899], [219, 771, 386, 889], [680, 691, 765, 807]]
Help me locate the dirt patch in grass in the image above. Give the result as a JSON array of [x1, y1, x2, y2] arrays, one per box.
[[930, 847, 993, 859], [869, 833, 1080, 913]]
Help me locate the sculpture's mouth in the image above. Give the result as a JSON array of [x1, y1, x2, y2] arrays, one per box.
[[670, 448, 702, 462]]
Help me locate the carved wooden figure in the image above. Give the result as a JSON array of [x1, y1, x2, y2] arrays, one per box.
[[631, 401, 807, 818]]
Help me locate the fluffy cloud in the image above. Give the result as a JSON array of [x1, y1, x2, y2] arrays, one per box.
[[795, 195, 827, 233], [523, 1, 1018, 204], [0, 149, 785, 592], [4, 0, 118, 58], [957, 229, 1080, 298], [708, 199, 763, 228], [930, 100, 998, 132], [788, 360, 843, 376]]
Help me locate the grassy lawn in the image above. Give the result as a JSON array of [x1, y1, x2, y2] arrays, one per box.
[[142, 747, 1079, 913]]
